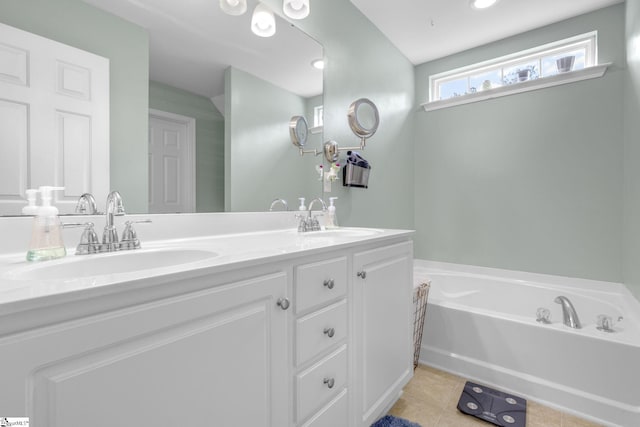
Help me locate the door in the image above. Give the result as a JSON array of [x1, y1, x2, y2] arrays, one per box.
[[353, 241, 414, 427], [148, 109, 196, 213], [0, 22, 109, 214]]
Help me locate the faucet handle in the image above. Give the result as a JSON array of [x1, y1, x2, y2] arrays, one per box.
[[536, 307, 551, 324], [120, 219, 152, 250], [63, 222, 100, 255], [596, 314, 619, 332]]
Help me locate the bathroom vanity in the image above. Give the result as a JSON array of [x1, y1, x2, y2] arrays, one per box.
[[0, 213, 413, 427]]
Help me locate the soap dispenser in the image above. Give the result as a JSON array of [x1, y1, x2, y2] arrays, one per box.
[[298, 197, 307, 211], [326, 197, 339, 229], [26, 186, 67, 262], [22, 189, 39, 215]]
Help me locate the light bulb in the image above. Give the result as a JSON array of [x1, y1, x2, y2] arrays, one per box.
[[251, 4, 276, 37], [283, 0, 309, 20], [220, 0, 247, 15], [470, 0, 498, 10]]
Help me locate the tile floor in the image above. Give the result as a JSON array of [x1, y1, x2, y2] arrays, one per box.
[[388, 364, 604, 427]]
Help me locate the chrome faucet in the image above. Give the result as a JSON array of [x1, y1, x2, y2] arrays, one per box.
[[554, 296, 581, 329], [75, 193, 99, 215], [102, 190, 125, 251], [269, 198, 289, 211], [295, 198, 326, 232]]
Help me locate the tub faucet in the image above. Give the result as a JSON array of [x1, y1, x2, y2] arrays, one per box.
[[554, 296, 581, 329]]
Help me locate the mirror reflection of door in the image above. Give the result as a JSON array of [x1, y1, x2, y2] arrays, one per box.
[[148, 109, 195, 213]]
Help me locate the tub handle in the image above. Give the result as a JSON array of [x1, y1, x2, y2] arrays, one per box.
[[536, 307, 551, 324]]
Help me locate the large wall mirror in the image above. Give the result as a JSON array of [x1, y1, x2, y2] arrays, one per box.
[[0, 0, 323, 215]]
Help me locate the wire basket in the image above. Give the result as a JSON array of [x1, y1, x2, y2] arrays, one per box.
[[412, 281, 431, 369]]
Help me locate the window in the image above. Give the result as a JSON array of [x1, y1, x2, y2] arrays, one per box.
[[429, 32, 598, 103], [313, 105, 324, 127]]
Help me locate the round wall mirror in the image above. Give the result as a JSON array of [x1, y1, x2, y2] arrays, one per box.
[[289, 115, 309, 148], [347, 98, 379, 139]]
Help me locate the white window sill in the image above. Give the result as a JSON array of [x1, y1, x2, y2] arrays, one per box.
[[421, 63, 610, 112]]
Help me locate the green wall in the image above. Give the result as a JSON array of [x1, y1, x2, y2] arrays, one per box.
[[263, 0, 415, 229], [149, 81, 225, 213], [413, 5, 625, 282], [0, 0, 150, 213], [624, 0, 640, 299], [225, 67, 321, 211]]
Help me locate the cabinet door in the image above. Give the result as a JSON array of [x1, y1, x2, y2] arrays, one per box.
[[353, 241, 413, 427], [0, 272, 289, 427]]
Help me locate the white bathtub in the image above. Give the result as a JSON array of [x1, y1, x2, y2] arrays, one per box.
[[415, 260, 640, 427]]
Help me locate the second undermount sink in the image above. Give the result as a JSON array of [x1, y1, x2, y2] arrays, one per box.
[[299, 228, 384, 238], [5, 248, 219, 281]]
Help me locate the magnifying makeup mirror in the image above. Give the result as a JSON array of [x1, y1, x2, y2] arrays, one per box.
[[289, 115, 309, 148], [322, 98, 380, 163], [347, 98, 379, 140]]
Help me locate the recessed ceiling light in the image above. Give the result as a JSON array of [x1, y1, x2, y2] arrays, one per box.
[[470, 0, 498, 10], [311, 59, 324, 70]]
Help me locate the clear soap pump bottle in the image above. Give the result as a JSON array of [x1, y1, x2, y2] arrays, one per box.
[[26, 186, 67, 262], [326, 197, 339, 229]]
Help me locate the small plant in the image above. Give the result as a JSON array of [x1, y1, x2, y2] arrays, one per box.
[[503, 65, 539, 85]]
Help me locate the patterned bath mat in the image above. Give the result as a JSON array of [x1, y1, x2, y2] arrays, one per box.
[[371, 415, 422, 427]]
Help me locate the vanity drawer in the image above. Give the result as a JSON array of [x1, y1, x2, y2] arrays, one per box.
[[296, 345, 347, 423], [296, 299, 347, 366], [295, 256, 347, 313], [300, 388, 348, 427]]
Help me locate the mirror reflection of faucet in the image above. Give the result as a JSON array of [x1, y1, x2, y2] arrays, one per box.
[[269, 198, 289, 211]]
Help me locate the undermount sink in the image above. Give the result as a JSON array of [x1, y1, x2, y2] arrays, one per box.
[[5, 248, 219, 281], [299, 228, 384, 238]]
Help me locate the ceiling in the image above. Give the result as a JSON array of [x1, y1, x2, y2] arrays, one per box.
[[81, 0, 323, 99], [81, 0, 624, 101], [350, 0, 624, 65]]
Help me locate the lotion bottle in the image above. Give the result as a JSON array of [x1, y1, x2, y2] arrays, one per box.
[[26, 186, 67, 262], [298, 197, 306, 211], [326, 197, 339, 229]]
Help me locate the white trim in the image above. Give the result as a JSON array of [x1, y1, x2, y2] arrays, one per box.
[[421, 63, 609, 112], [428, 31, 598, 102], [148, 108, 196, 212]]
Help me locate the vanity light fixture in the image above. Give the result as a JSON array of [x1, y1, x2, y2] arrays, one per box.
[[283, 0, 310, 20], [470, 0, 498, 10], [311, 59, 324, 70], [251, 3, 276, 37], [220, 0, 247, 16]]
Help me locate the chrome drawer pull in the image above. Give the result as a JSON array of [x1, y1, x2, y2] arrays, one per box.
[[276, 298, 290, 310], [323, 377, 335, 389], [323, 327, 335, 338], [323, 279, 335, 289], [357, 270, 367, 279]]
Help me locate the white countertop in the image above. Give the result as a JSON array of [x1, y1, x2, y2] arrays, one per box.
[[0, 225, 413, 315]]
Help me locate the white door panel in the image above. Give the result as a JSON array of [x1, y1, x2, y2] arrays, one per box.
[[148, 109, 195, 213], [0, 23, 109, 214]]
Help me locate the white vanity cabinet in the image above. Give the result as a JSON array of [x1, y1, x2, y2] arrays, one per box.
[[0, 269, 290, 427], [0, 228, 413, 427], [353, 241, 414, 427]]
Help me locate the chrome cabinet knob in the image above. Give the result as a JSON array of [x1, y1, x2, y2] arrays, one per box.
[[323, 279, 335, 289], [357, 270, 367, 279], [323, 377, 335, 389], [276, 298, 290, 310], [323, 327, 335, 338]]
